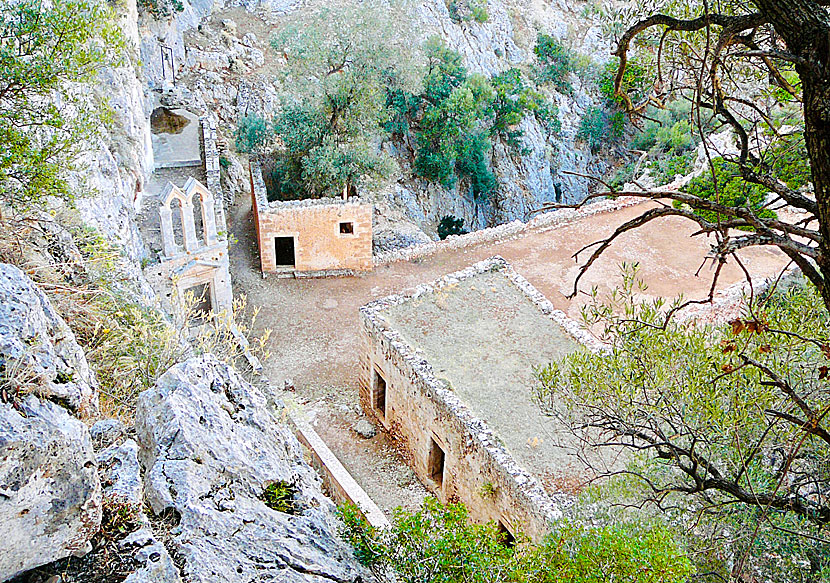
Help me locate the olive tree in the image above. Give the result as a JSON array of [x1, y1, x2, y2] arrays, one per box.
[[267, 0, 418, 199], [0, 0, 123, 210]]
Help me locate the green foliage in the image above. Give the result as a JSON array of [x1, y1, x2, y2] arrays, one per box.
[[437, 215, 468, 239], [136, 0, 183, 18], [447, 0, 489, 23], [537, 267, 830, 582], [766, 131, 811, 190], [648, 152, 694, 184], [397, 40, 549, 200], [576, 105, 609, 152], [339, 498, 692, 583], [626, 101, 706, 186], [0, 0, 125, 210], [533, 34, 574, 94], [456, 132, 498, 199], [479, 481, 497, 499], [599, 57, 650, 106], [266, 0, 416, 198], [100, 497, 141, 541], [262, 481, 298, 514], [234, 114, 271, 154], [679, 157, 775, 226]]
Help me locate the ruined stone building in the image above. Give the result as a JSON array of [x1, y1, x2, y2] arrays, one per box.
[[359, 257, 600, 541], [147, 176, 233, 318], [250, 163, 373, 276]]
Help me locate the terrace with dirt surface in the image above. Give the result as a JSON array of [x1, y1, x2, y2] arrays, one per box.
[[227, 193, 790, 516]]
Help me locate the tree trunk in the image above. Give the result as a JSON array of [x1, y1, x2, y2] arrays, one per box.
[[753, 0, 830, 307]]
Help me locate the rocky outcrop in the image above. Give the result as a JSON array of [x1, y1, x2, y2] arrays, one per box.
[[97, 438, 183, 583], [0, 264, 98, 415], [71, 0, 156, 305], [0, 396, 102, 581], [135, 355, 364, 583]]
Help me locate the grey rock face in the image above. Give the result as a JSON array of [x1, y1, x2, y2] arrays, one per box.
[[97, 439, 183, 583], [0, 396, 102, 581], [98, 439, 144, 507], [135, 355, 364, 583], [121, 527, 183, 583], [90, 418, 128, 450], [0, 263, 98, 415]]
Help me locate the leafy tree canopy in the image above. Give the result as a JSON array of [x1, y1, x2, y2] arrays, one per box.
[[537, 266, 830, 581], [339, 498, 692, 583], [266, 0, 418, 199], [0, 0, 124, 210]]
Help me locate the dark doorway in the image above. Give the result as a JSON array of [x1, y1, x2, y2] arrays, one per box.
[[185, 282, 212, 324], [373, 369, 386, 417], [274, 237, 295, 267], [339, 221, 354, 235], [497, 521, 516, 547], [428, 437, 446, 487]]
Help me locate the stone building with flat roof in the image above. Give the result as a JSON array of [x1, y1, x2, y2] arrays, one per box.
[[359, 257, 602, 541], [250, 163, 373, 277]]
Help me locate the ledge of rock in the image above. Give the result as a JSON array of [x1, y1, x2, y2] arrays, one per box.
[[135, 355, 365, 583], [0, 263, 98, 415], [0, 396, 102, 581]]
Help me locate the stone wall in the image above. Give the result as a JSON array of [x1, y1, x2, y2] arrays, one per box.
[[374, 195, 645, 266], [250, 163, 373, 275], [200, 114, 226, 230], [359, 257, 597, 541]]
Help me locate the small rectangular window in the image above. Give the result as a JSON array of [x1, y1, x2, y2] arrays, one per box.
[[428, 437, 445, 487], [339, 222, 354, 235]]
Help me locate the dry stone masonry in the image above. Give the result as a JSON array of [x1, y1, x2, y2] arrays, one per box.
[[359, 257, 600, 540], [250, 162, 373, 276]]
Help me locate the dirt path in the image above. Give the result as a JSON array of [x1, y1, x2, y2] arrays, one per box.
[[227, 195, 787, 514]]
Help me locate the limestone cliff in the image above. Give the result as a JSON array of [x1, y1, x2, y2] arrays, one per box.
[[138, 0, 617, 234]]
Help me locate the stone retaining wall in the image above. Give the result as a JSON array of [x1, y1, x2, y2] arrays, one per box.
[[359, 257, 598, 541], [373, 196, 644, 266], [200, 114, 226, 232]]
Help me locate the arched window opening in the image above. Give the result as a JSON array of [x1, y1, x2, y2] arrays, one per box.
[[170, 198, 185, 249], [192, 192, 206, 246]]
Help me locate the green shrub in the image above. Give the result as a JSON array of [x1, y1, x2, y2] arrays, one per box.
[[262, 481, 298, 514], [678, 158, 776, 227], [0, 0, 125, 209], [599, 56, 650, 106], [456, 133, 497, 199], [649, 152, 694, 184], [339, 498, 692, 583], [534, 33, 574, 94], [438, 215, 469, 239], [767, 131, 811, 189], [235, 114, 270, 154], [446, 0, 489, 23], [576, 105, 609, 152], [137, 0, 183, 17]]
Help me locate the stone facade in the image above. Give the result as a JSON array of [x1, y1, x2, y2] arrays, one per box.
[[250, 162, 373, 276], [147, 177, 233, 316], [359, 257, 601, 541]]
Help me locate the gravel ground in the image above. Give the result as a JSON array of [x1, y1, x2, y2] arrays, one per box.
[[226, 192, 789, 515]]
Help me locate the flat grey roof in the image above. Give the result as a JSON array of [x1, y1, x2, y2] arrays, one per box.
[[381, 267, 587, 492]]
